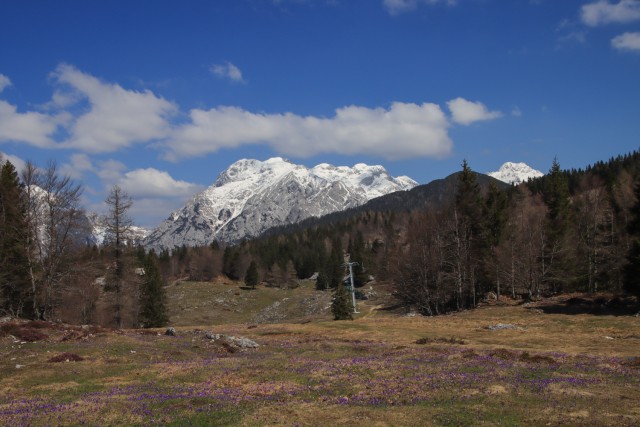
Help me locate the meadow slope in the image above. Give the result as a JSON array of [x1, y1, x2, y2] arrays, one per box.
[[1, 281, 639, 426]]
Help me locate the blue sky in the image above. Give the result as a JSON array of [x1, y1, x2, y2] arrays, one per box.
[[1, 0, 639, 227]]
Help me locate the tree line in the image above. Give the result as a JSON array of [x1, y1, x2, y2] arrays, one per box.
[[0, 156, 168, 327], [3, 150, 639, 325], [164, 152, 640, 316]]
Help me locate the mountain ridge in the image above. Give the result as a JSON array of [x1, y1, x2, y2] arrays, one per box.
[[142, 157, 417, 251]]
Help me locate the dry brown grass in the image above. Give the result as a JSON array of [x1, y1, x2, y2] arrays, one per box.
[[0, 292, 638, 426]]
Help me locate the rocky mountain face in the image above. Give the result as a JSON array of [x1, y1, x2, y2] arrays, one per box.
[[143, 157, 417, 251], [488, 162, 544, 185]]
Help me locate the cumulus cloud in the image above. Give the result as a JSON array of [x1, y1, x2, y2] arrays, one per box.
[[447, 97, 502, 125], [165, 102, 453, 161], [612, 31, 640, 51], [96, 159, 128, 184], [95, 165, 204, 227], [52, 63, 177, 153], [90, 159, 204, 226], [61, 153, 95, 179], [117, 168, 204, 199], [211, 62, 246, 83], [581, 0, 640, 26], [0, 74, 11, 93], [383, 0, 455, 15], [0, 100, 60, 147]]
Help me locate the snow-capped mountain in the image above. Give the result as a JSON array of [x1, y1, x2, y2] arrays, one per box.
[[143, 157, 417, 251], [85, 212, 151, 247], [488, 162, 543, 185]]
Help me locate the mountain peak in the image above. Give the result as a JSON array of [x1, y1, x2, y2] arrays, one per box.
[[144, 158, 417, 251], [488, 162, 543, 185]]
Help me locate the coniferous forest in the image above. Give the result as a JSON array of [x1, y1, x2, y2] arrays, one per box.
[[1, 151, 640, 326]]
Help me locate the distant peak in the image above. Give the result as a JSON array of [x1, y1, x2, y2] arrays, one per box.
[[488, 161, 543, 185]]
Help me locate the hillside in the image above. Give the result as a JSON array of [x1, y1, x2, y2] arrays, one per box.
[[165, 277, 396, 326], [262, 170, 509, 237]]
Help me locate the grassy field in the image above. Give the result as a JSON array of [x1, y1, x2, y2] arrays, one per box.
[[1, 280, 639, 426]]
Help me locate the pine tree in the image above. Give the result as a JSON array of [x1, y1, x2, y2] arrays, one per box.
[[331, 282, 353, 320], [623, 181, 640, 296], [244, 260, 259, 289], [138, 251, 169, 328]]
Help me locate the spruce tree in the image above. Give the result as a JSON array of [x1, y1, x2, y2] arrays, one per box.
[[452, 160, 486, 308], [543, 158, 574, 292], [139, 251, 169, 328], [348, 232, 369, 287], [331, 282, 353, 320], [244, 260, 259, 289], [544, 157, 571, 237], [315, 269, 328, 290], [328, 239, 344, 288], [0, 160, 31, 317]]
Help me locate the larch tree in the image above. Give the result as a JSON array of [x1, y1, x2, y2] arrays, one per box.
[[103, 185, 134, 328]]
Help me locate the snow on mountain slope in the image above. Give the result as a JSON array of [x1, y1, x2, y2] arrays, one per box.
[[143, 157, 417, 251], [488, 162, 543, 185], [85, 212, 150, 247]]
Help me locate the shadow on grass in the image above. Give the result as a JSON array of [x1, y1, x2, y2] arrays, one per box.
[[533, 295, 639, 316]]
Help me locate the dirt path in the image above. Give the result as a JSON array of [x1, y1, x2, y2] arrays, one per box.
[[360, 304, 383, 319]]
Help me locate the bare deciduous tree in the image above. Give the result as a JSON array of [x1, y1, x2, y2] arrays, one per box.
[[103, 185, 134, 328], [22, 161, 85, 320]]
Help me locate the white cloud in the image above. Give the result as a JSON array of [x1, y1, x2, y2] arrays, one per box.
[[0, 100, 60, 147], [96, 159, 128, 184], [383, 0, 455, 15], [447, 97, 502, 125], [91, 160, 204, 226], [211, 62, 246, 84], [117, 168, 204, 199], [52, 64, 177, 153], [612, 31, 640, 51], [0, 74, 11, 93], [581, 0, 640, 26], [165, 102, 452, 161], [61, 153, 95, 179]]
